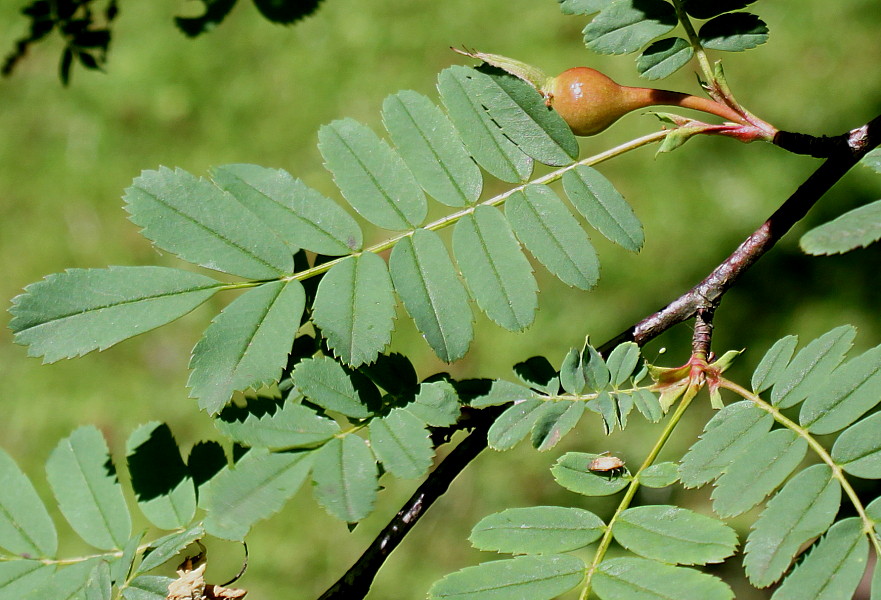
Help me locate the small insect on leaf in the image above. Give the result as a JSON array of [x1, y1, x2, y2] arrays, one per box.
[[588, 452, 625, 473]]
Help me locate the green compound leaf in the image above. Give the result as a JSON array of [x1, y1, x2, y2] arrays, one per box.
[[531, 401, 586, 451], [137, 525, 204, 574], [469, 506, 604, 554], [126, 422, 196, 530], [507, 185, 600, 290], [318, 118, 426, 231], [123, 576, 175, 600], [368, 409, 433, 479], [699, 13, 769, 52], [770, 518, 867, 600], [679, 400, 773, 488], [683, 0, 756, 20], [800, 199, 881, 255], [606, 342, 641, 387], [453, 206, 538, 331], [593, 557, 733, 600], [637, 37, 694, 80], [215, 399, 340, 450], [311, 435, 378, 523], [639, 462, 679, 488], [9, 267, 221, 364], [563, 165, 644, 252], [478, 67, 579, 167], [46, 426, 131, 550], [470, 379, 539, 408], [203, 449, 313, 540], [292, 355, 380, 418], [210, 164, 363, 255], [312, 253, 396, 367], [0, 448, 56, 557], [771, 325, 855, 409], [438, 66, 533, 183], [382, 90, 482, 207], [390, 228, 474, 362], [800, 343, 881, 434], [552, 452, 630, 496], [488, 399, 546, 451], [405, 381, 461, 427], [744, 464, 840, 588], [559, 0, 614, 15], [751, 335, 798, 394], [583, 0, 677, 55], [124, 167, 294, 278], [0, 561, 56, 598], [832, 411, 881, 478], [429, 554, 585, 600], [613, 505, 738, 565], [711, 429, 807, 518], [188, 279, 305, 415]]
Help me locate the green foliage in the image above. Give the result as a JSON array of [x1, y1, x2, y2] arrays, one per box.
[[6, 1, 881, 598], [9, 62, 647, 414], [567, 0, 769, 78]]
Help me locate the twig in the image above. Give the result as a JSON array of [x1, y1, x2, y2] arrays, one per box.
[[315, 113, 881, 600], [615, 115, 881, 347]]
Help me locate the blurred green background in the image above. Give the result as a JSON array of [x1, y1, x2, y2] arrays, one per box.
[[2, 0, 881, 598]]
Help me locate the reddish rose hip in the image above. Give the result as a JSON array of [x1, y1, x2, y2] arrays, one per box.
[[542, 67, 749, 136]]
